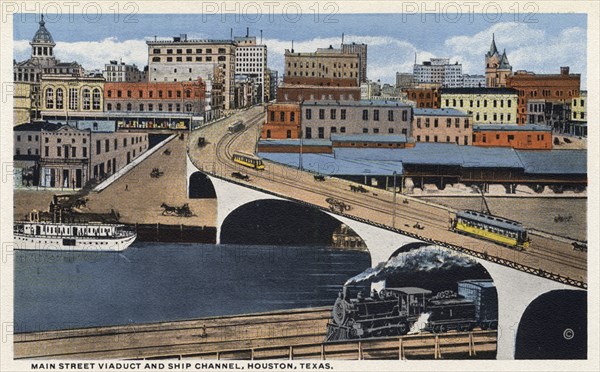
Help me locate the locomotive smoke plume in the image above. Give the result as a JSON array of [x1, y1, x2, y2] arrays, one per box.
[[408, 312, 431, 334], [345, 246, 477, 286]]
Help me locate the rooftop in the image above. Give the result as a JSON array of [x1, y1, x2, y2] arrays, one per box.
[[14, 122, 62, 132], [301, 100, 411, 108], [440, 87, 518, 95], [413, 108, 470, 117]]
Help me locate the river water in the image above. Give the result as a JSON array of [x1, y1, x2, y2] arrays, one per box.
[[14, 242, 370, 333]]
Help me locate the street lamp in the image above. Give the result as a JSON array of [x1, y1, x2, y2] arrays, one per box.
[[392, 170, 397, 228]]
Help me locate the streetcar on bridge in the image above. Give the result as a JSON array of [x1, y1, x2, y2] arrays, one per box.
[[232, 151, 265, 170]]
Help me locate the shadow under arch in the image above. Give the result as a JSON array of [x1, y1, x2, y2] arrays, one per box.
[[189, 171, 216, 199], [220, 199, 368, 250], [515, 289, 586, 359]]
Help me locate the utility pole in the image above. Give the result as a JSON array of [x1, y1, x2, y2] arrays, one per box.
[[392, 171, 397, 228]]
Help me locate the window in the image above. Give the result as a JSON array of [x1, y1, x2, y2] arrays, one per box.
[[340, 127, 346, 133], [56, 88, 64, 109], [388, 128, 394, 134], [362, 110, 369, 120], [290, 112, 295, 122], [270, 111, 275, 121], [341, 109, 346, 120], [455, 118, 460, 128], [373, 128, 379, 134], [286, 130, 292, 138], [331, 127, 337, 133], [92, 89, 101, 110], [330, 109, 336, 120], [388, 110, 394, 121], [319, 109, 325, 119], [114, 139, 118, 150], [305, 127, 312, 139], [305, 109, 312, 120], [363, 128, 368, 133], [45, 88, 54, 109], [434, 118, 438, 128], [105, 139, 109, 152], [72, 147, 76, 157], [416, 118, 422, 128], [373, 109, 379, 121], [280, 112, 285, 121], [68, 88, 78, 110], [318, 127, 324, 139], [82, 147, 87, 157]]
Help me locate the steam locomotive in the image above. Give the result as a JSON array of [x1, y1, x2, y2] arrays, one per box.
[[325, 279, 497, 342]]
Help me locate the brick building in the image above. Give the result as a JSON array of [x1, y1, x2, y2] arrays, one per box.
[[404, 87, 441, 108], [440, 87, 517, 125], [277, 77, 361, 102], [104, 80, 206, 115], [506, 67, 581, 125], [412, 108, 472, 145], [284, 46, 361, 85], [472, 124, 552, 150], [300, 100, 412, 139], [262, 103, 302, 139], [146, 35, 235, 109], [14, 122, 148, 188]]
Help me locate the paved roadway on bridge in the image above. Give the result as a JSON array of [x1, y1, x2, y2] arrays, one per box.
[[188, 106, 586, 284]]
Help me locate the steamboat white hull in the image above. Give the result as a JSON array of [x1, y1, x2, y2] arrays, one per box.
[[14, 233, 137, 252]]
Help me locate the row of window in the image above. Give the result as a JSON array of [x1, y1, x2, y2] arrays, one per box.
[[474, 113, 511, 122], [445, 98, 513, 108], [288, 70, 355, 78], [415, 135, 469, 145], [16, 135, 39, 142], [106, 102, 195, 112], [107, 89, 194, 99], [287, 62, 357, 69], [152, 48, 227, 55], [478, 133, 545, 143], [415, 117, 469, 129], [45, 88, 102, 110], [305, 108, 409, 122], [303, 126, 408, 139], [151, 56, 226, 63]]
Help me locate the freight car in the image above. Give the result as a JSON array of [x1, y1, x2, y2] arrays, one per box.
[[326, 279, 497, 341]]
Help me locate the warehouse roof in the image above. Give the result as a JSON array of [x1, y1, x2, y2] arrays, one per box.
[[516, 150, 587, 174], [413, 108, 470, 117]]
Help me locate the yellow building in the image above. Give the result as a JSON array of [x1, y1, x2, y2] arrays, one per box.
[[40, 74, 105, 118], [571, 91, 586, 122], [440, 87, 518, 125], [14, 82, 36, 125]]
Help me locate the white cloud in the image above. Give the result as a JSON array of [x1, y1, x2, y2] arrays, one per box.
[[13, 24, 586, 87], [14, 37, 148, 71]]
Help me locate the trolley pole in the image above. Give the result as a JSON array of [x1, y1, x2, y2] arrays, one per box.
[[392, 171, 397, 228]]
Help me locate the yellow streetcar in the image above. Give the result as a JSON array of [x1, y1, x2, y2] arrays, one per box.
[[232, 151, 265, 170], [450, 210, 530, 250]]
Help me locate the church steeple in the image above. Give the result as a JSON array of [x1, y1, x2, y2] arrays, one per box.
[[486, 33, 499, 57], [499, 49, 511, 69]]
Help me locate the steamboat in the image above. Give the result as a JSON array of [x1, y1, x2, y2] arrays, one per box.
[[14, 209, 136, 252]]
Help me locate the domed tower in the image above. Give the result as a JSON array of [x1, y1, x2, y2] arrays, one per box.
[[485, 34, 500, 87], [30, 15, 56, 66]]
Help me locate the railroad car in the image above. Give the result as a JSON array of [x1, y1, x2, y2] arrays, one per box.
[[228, 120, 245, 134], [232, 151, 265, 170], [450, 210, 530, 250], [326, 280, 497, 342]]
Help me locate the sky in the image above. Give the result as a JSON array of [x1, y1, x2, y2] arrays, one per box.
[[13, 13, 587, 86]]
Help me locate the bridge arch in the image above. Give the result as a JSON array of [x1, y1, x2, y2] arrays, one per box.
[[188, 171, 216, 198], [220, 199, 367, 247], [515, 289, 586, 359]]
